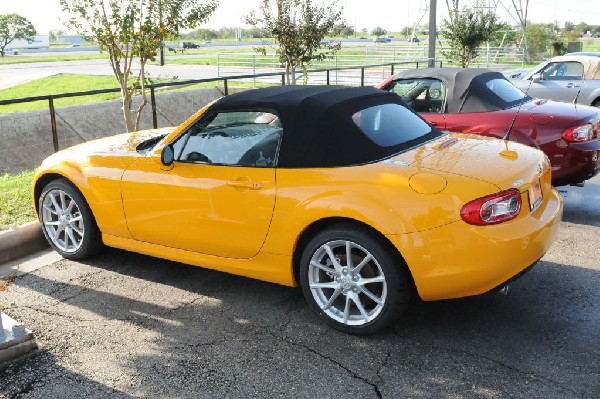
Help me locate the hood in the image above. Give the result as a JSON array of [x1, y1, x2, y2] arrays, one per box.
[[37, 128, 175, 172], [390, 133, 547, 191], [60, 127, 175, 156]]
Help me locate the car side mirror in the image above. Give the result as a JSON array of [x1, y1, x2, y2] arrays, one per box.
[[532, 74, 542, 83], [161, 144, 175, 166]]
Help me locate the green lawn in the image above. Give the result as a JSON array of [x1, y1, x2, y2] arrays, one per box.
[[0, 170, 36, 231], [0, 74, 179, 115]]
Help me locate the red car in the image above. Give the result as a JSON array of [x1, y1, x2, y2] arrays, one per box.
[[378, 68, 600, 186]]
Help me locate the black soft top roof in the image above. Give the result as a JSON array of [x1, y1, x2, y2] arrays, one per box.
[[389, 67, 529, 113], [210, 85, 440, 168]]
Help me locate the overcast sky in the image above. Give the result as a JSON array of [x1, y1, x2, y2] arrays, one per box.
[[1, 0, 599, 35]]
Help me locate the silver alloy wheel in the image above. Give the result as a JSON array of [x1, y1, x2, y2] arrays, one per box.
[[308, 239, 387, 326], [41, 188, 85, 253]]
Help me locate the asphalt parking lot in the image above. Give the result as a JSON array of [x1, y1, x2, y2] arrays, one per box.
[[0, 175, 599, 398]]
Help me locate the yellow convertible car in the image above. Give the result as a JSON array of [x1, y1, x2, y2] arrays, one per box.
[[33, 85, 562, 334]]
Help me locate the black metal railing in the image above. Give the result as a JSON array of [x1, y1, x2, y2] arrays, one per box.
[[0, 60, 441, 152]]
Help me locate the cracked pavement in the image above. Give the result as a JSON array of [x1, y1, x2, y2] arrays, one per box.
[[1, 176, 599, 398]]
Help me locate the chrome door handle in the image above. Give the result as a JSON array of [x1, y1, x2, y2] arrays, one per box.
[[565, 83, 580, 88]]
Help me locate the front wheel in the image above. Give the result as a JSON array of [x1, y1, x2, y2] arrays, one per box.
[[300, 225, 412, 335], [39, 179, 102, 259]]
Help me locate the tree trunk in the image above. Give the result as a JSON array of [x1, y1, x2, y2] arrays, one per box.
[[290, 66, 297, 85], [122, 92, 134, 133], [285, 62, 291, 85], [133, 61, 148, 131]]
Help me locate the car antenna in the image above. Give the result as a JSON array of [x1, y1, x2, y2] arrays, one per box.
[[502, 75, 535, 141]]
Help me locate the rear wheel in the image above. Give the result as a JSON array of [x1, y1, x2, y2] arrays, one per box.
[[39, 179, 101, 259], [592, 99, 600, 108], [300, 225, 412, 335]]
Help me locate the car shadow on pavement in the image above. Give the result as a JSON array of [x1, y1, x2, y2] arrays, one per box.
[[559, 179, 600, 227], [1, 246, 598, 397], [0, 350, 134, 398]]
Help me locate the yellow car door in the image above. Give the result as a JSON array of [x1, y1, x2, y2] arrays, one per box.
[[121, 110, 280, 259]]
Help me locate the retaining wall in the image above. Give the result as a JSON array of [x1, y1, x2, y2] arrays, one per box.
[[0, 87, 227, 174]]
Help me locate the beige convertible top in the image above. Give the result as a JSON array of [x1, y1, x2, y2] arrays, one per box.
[[549, 55, 600, 80]]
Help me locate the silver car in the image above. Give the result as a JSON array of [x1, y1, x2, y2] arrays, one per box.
[[510, 55, 600, 108]]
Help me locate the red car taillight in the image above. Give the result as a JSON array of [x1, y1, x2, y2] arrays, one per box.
[[562, 124, 595, 142], [461, 189, 522, 225]]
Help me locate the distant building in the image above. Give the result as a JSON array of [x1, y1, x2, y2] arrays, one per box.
[[6, 35, 50, 50], [57, 35, 85, 44]]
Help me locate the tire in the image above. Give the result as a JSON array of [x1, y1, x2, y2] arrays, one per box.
[[299, 224, 412, 335], [38, 178, 102, 260], [592, 99, 600, 108]]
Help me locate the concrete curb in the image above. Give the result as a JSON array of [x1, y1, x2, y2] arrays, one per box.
[[0, 312, 40, 371], [0, 222, 48, 265]]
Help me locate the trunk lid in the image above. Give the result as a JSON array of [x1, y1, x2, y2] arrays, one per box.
[[390, 133, 547, 191]]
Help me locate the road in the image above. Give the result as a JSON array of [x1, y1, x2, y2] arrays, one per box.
[[0, 58, 226, 91], [0, 174, 598, 398]]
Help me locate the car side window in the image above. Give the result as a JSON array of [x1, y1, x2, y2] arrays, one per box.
[[175, 111, 282, 167], [541, 62, 584, 80], [389, 78, 447, 113]]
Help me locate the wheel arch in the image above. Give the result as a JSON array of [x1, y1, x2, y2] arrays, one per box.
[[34, 173, 94, 224], [33, 173, 69, 215], [291, 217, 416, 291]]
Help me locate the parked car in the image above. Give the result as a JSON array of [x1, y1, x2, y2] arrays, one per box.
[[373, 37, 391, 43], [179, 41, 199, 49], [378, 68, 600, 186], [33, 85, 562, 334], [509, 55, 600, 108], [565, 52, 600, 57]]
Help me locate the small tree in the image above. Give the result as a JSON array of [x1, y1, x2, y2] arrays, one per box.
[[441, 1, 501, 67], [371, 26, 386, 37], [0, 14, 36, 57], [245, 0, 343, 85], [60, 0, 217, 132], [332, 22, 354, 38], [526, 23, 555, 60]]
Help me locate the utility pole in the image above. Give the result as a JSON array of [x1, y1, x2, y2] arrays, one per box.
[[159, 0, 165, 66], [428, 0, 437, 67]]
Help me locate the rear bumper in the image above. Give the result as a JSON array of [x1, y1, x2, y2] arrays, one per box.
[[552, 140, 600, 186], [388, 186, 563, 301]]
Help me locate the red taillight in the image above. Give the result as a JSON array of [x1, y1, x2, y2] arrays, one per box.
[[461, 189, 522, 225], [562, 124, 594, 142]]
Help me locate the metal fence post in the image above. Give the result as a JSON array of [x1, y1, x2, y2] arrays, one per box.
[[281, 73, 285, 86], [335, 56, 338, 85], [326, 70, 330, 86], [49, 97, 59, 152], [224, 79, 228, 96], [360, 68, 365, 86], [391, 64, 395, 76], [150, 86, 158, 129]]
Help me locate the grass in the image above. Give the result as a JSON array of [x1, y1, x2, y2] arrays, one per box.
[[0, 170, 36, 231], [0, 74, 179, 115]]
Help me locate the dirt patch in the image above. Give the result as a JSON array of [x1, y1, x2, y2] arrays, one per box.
[[0, 274, 16, 292]]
